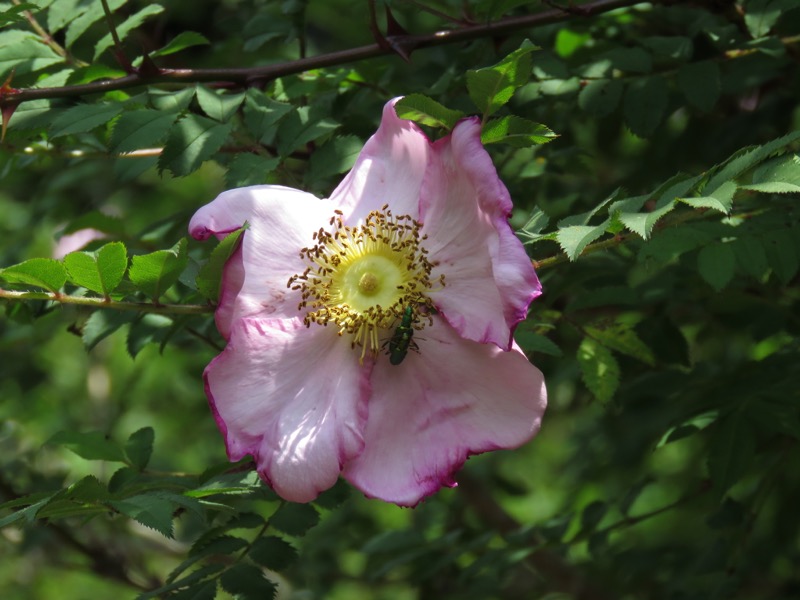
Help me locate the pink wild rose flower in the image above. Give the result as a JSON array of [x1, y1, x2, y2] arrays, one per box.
[[189, 99, 547, 507]]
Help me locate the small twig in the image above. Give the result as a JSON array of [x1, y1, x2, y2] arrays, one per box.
[[11, 0, 85, 66], [99, 0, 133, 72], [565, 482, 711, 546], [0, 0, 639, 108], [531, 204, 729, 271], [0, 289, 214, 316]]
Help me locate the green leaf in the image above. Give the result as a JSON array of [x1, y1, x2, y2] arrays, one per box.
[[584, 320, 656, 366], [196, 229, 244, 303], [50, 103, 123, 138], [125, 427, 154, 471], [0, 258, 67, 292], [677, 61, 721, 112], [189, 470, 262, 498], [196, 85, 246, 122], [642, 36, 692, 62], [743, 0, 798, 37], [127, 313, 173, 358], [167, 536, 247, 585], [159, 115, 231, 176], [613, 196, 676, 239], [514, 331, 563, 357], [275, 106, 338, 157], [248, 536, 298, 571], [0, 30, 63, 76], [764, 228, 799, 283], [219, 564, 276, 600], [243, 91, 294, 142], [679, 180, 736, 214], [48, 430, 127, 463], [269, 503, 319, 536], [110, 493, 175, 538], [480, 115, 557, 147], [697, 242, 736, 291], [67, 63, 126, 85], [225, 154, 280, 188], [556, 221, 609, 261], [467, 43, 536, 117], [742, 181, 800, 193], [64, 241, 127, 296], [733, 235, 769, 280], [81, 309, 134, 350], [639, 224, 713, 265], [2, 3, 40, 27], [150, 87, 196, 112], [580, 500, 608, 533], [394, 94, 465, 130], [93, 4, 165, 60], [47, 0, 82, 32], [306, 134, 363, 182], [600, 46, 652, 73], [109, 109, 179, 153], [58, 475, 109, 503], [149, 31, 209, 58], [128, 238, 189, 301], [578, 78, 623, 117], [0, 496, 53, 529], [189, 535, 249, 560], [623, 76, 668, 138], [708, 410, 756, 497], [704, 131, 800, 195], [64, 0, 125, 48], [136, 565, 224, 600], [577, 337, 620, 404], [743, 153, 800, 193]]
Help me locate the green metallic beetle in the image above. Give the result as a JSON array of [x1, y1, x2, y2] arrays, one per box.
[[387, 305, 418, 365]]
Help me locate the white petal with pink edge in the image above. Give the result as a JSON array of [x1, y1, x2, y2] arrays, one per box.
[[328, 99, 429, 223], [189, 185, 333, 337], [342, 318, 546, 507], [204, 317, 370, 503]]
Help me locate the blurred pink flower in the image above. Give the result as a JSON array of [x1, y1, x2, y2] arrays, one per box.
[[53, 228, 106, 260], [189, 99, 546, 506]]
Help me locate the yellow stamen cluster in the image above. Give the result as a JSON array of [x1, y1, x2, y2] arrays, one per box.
[[287, 205, 443, 361]]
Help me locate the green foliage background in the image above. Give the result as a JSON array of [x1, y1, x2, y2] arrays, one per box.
[[1, 0, 799, 598]]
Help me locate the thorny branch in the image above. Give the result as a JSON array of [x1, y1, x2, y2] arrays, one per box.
[[0, 0, 638, 108]]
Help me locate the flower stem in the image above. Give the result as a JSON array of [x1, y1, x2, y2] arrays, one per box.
[[0, 289, 214, 316]]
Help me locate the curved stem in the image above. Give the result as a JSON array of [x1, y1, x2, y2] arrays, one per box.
[[0, 289, 214, 316], [0, 0, 639, 107]]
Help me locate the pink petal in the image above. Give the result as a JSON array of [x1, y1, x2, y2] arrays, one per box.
[[420, 118, 540, 349], [53, 228, 106, 259], [450, 119, 542, 329], [342, 318, 546, 507], [189, 185, 331, 338], [328, 99, 429, 222], [205, 317, 370, 503]]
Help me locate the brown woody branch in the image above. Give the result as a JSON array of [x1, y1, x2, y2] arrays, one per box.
[[0, 0, 639, 108]]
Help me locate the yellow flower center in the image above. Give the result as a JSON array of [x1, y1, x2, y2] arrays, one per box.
[[287, 205, 443, 362]]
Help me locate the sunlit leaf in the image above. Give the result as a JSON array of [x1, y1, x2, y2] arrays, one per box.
[[159, 115, 231, 176], [128, 238, 189, 301], [577, 337, 620, 403], [64, 241, 127, 295], [395, 94, 464, 130], [0, 258, 67, 292]]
